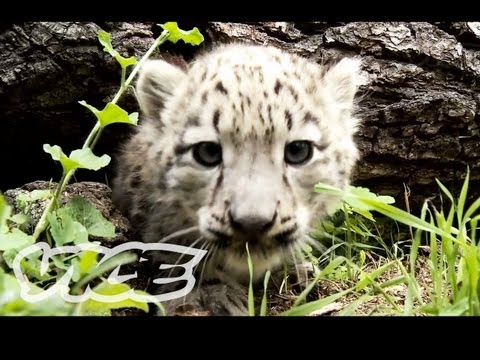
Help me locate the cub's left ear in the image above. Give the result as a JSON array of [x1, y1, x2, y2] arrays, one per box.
[[322, 57, 362, 109]]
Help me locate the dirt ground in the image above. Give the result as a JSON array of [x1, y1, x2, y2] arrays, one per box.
[[267, 256, 434, 316]]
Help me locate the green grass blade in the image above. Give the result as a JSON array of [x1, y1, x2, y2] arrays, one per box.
[[245, 243, 255, 316], [281, 288, 353, 316], [457, 167, 470, 225], [337, 293, 374, 315], [463, 197, 480, 226], [260, 270, 271, 316], [435, 178, 455, 205], [293, 256, 347, 307]]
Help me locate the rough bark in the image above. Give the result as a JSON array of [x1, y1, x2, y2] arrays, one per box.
[[1, 22, 480, 208]]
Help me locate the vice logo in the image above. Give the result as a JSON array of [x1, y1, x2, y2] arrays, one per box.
[[13, 242, 207, 303]]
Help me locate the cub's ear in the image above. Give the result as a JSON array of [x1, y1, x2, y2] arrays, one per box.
[[322, 57, 362, 111], [136, 59, 187, 118]]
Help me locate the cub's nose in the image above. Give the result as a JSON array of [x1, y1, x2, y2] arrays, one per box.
[[228, 210, 277, 234]]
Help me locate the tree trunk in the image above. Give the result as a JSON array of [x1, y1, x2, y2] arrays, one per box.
[[2, 22, 479, 209]]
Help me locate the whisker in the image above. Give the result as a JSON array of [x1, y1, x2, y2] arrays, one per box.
[[289, 246, 301, 287], [157, 226, 200, 243], [304, 234, 328, 253], [167, 236, 205, 278], [191, 240, 212, 278], [181, 240, 212, 305], [199, 243, 218, 288]]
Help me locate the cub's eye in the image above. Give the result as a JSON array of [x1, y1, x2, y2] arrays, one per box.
[[284, 141, 313, 165], [192, 142, 222, 167]]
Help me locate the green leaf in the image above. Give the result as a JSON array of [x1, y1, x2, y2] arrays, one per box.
[[18, 256, 52, 282], [79, 250, 99, 276], [47, 210, 89, 246], [96, 103, 138, 128], [0, 193, 11, 233], [16, 190, 53, 203], [0, 271, 73, 316], [50, 255, 71, 271], [10, 214, 27, 225], [78, 100, 100, 116], [0, 228, 35, 251], [97, 30, 138, 69], [2, 249, 18, 268], [72, 251, 137, 292], [160, 22, 204, 46], [44, 145, 110, 172], [348, 186, 396, 205], [98, 30, 116, 57], [43, 144, 78, 172], [79, 282, 149, 316], [80, 101, 138, 128], [69, 148, 111, 171], [64, 196, 115, 238]]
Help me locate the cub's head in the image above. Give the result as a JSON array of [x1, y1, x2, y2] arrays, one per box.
[[133, 44, 362, 281]]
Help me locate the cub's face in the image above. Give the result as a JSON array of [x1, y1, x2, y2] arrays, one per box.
[[133, 44, 361, 280]]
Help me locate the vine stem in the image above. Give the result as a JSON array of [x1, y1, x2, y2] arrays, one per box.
[[32, 29, 171, 241]]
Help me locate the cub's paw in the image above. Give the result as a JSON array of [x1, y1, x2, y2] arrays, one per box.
[[165, 282, 249, 316]]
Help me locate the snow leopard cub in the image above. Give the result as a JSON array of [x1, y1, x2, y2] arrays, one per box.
[[113, 43, 362, 315]]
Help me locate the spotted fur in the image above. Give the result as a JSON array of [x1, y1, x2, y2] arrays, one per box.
[[113, 43, 362, 315]]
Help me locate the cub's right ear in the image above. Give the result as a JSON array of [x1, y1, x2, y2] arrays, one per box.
[[136, 60, 187, 118]]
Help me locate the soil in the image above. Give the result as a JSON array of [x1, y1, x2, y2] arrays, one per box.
[[266, 256, 434, 316]]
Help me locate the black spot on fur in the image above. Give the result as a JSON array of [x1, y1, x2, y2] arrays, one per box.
[[201, 70, 207, 81], [275, 225, 298, 246], [313, 141, 330, 151], [186, 116, 199, 127], [215, 81, 228, 95], [303, 112, 319, 124], [285, 110, 292, 130], [174, 143, 190, 156], [259, 113, 265, 124], [212, 213, 225, 225], [282, 174, 290, 188], [130, 173, 141, 188], [246, 96, 251, 106], [132, 213, 145, 226], [201, 91, 208, 104], [267, 105, 273, 123], [287, 85, 298, 101], [210, 168, 224, 205], [322, 57, 343, 75], [280, 216, 292, 224], [274, 79, 283, 95], [165, 156, 174, 169], [335, 151, 343, 163], [213, 109, 220, 133]]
